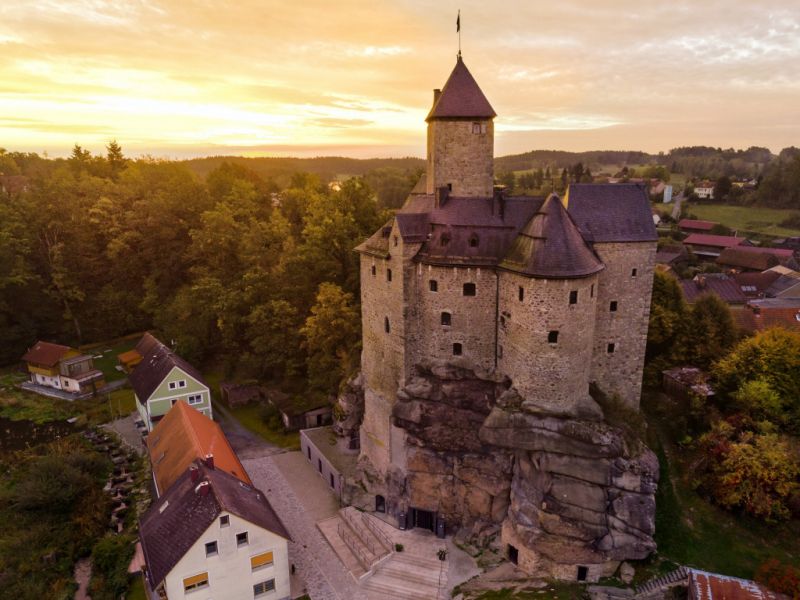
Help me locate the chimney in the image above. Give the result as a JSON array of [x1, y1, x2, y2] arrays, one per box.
[[189, 465, 200, 483], [697, 276, 707, 289], [433, 88, 441, 107], [195, 481, 211, 496], [204, 453, 214, 469]]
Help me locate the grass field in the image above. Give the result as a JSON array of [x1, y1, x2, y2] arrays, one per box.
[[685, 203, 800, 237], [218, 400, 300, 449], [80, 334, 141, 382]]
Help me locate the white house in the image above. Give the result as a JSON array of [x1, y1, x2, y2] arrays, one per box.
[[694, 180, 715, 199], [139, 461, 291, 600]]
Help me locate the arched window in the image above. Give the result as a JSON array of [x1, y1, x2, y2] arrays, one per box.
[[468, 234, 479, 248], [441, 312, 451, 326], [376, 495, 386, 513]]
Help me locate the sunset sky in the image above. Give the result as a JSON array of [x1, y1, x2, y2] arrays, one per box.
[[1, 1, 798, 158]]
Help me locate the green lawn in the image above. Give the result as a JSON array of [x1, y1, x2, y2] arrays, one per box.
[[217, 400, 300, 450], [126, 575, 147, 600], [80, 334, 142, 382], [685, 203, 800, 237]]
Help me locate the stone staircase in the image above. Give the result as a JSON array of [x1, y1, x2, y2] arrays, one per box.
[[634, 566, 689, 599], [317, 507, 394, 580], [363, 550, 446, 600]]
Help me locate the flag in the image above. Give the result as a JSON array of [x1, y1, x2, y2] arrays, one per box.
[[457, 11, 460, 32]]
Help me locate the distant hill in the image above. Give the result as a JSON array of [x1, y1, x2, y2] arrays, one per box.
[[494, 150, 657, 173]]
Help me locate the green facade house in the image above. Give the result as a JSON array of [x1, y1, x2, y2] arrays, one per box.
[[129, 335, 212, 431]]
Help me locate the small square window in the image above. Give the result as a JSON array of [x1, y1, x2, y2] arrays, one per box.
[[237, 532, 249, 547], [441, 312, 451, 326], [631, 268, 638, 277], [607, 343, 616, 353], [569, 290, 578, 305], [610, 301, 618, 312], [188, 394, 202, 405], [429, 279, 438, 292], [463, 283, 476, 296], [178, 380, 186, 388], [548, 331, 559, 344], [168, 381, 176, 390], [205, 541, 218, 556], [254, 579, 276, 597], [220, 515, 230, 527], [371, 265, 376, 277], [518, 286, 524, 302], [387, 268, 392, 282], [453, 343, 463, 356]]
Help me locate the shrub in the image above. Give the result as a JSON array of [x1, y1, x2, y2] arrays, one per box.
[[755, 558, 800, 597], [395, 543, 404, 552], [90, 534, 137, 600]]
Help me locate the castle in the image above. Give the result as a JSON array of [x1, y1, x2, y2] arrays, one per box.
[[346, 56, 659, 581]]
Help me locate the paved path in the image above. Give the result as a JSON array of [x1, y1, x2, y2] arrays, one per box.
[[102, 411, 146, 456], [74, 558, 92, 600], [212, 399, 286, 460], [244, 455, 368, 600]]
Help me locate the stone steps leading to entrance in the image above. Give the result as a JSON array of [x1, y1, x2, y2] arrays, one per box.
[[316, 515, 368, 580], [364, 551, 445, 599]]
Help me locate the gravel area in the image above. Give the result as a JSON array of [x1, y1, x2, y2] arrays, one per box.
[[101, 411, 145, 455], [243, 455, 369, 600]]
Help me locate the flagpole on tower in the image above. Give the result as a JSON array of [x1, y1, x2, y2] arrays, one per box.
[[457, 10, 461, 59]]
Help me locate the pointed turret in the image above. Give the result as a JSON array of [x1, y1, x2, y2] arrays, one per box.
[[501, 194, 604, 278], [426, 57, 496, 197]]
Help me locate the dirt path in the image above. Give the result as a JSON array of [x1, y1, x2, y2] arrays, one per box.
[[74, 558, 92, 600]]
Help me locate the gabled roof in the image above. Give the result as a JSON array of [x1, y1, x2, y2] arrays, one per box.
[[128, 335, 208, 403], [565, 183, 658, 243], [426, 57, 496, 121], [21, 341, 75, 367], [684, 234, 747, 249], [139, 462, 290, 590], [148, 401, 251, 495], [734, 270, 781, 296], [680, 275, 747, 304], [500, 194, 604, 279], [717, 248, 779, 271]]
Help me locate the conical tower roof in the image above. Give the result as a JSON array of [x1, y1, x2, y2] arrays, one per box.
[[500, 194, 604, 279], [426, 56, 496, 121]]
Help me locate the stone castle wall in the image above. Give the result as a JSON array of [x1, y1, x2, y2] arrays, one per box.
[[590, 242, 657, 408], [408, 263, 498, 375], [497, 271, 600, 418], [426, 119, 494, 196]]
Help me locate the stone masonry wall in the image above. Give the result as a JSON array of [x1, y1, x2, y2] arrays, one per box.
[[408, 263, 498, 375], [590, 242, 657, 408], [426, 119, 494, 197], [498, 271, 600, 418]]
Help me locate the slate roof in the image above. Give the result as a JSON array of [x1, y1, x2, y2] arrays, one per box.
[[426, 57, 496, 121], [683, 234, 747, 249], [139, 462, 290, 590], [500, 194, 604, 278], [21, 341, 74, 367], [565, 183, 658, 243], [717, 248, 779, 271], [148, 401, 252, 495], [680, 275, 747, 304], [128, 335, 208, 404]]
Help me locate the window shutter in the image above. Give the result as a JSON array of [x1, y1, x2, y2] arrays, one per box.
[[251, 551, 274, 569]]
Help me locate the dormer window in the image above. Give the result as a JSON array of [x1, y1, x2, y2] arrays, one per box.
[[468, 234, 479, 248]]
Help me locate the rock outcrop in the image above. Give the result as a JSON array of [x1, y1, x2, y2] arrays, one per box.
[[339, 364, 659, 582]]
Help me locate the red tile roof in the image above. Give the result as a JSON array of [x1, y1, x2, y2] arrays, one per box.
[[684, 234, 747, 249], [689, 569, 788, 599], [679, 219, 717, 231], [148, 401, 251, 495], [736, 299, 800, 334], [426, 57, 496, 121], [21, 341, 75, 367]]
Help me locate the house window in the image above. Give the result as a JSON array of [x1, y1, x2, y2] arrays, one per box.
[[384, 317, 390, 333], [205, 541, 218, 557], [472, 122, 487, 134], [387, 268, 392, 282], [169, 381, 176, 390], [441, 312, 451, 326], [183, 572, 209, 592], [548, 331, 559, 344], [236, 532, 249, 547], [453, 343, 463, 356], [631, 268, 638, 277], [518, 286, 524, 302], [429, 279, 438, 292], [253, 579, 276, 597], [188, 394, 202, 405], [371, 265, 376, 277], [569, 290, 578, 305], [463, 283, 476, 296], [607, 343, 616, 353], [169, 380, 187, 390], [250, 551, 274, 571], [250, 552, 274, 571], [610, 301, 618, 312], [220, 515, 230, 527]]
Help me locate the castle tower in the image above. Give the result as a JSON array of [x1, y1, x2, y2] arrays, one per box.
[[426, 57, 496, 197]]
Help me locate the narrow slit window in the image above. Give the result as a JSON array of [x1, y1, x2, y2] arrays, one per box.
[[590, 284, 594, 298], [371, 265, 376, 277], [607, 343, 616, 353], [569, 290, 578, 305], [384, 317, 390, 333], [548, 330, 559, 344], [441, 312, 451, 326], [610, 301, 618, 312], [518, 286, 524, 302], [429, 279, 438, 292], [387, 268, 392, 282], [452, 343, 463, 356], [631, 268, 637, 277]]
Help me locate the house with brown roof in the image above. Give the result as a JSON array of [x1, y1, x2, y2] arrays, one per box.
[[694, 180, 715, 199], [683, 233, 751, 259], [128, 334, 211, 431], [717, 247, 780, 272], [678, 219, 718, 234], [147, 401, 251, 496], [139, 461, 290, 600], [735, 298, 800, 334], [20, 341, 106, 398]]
